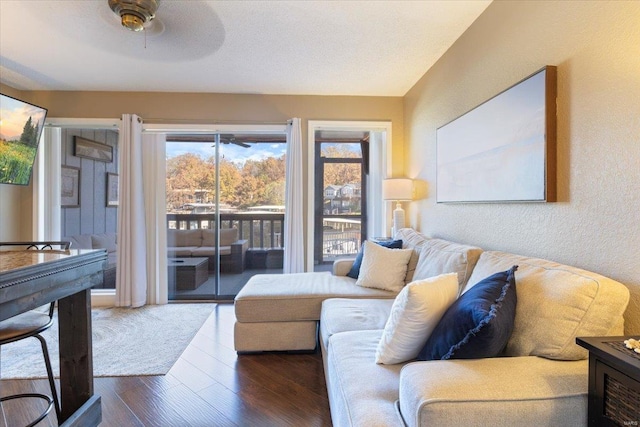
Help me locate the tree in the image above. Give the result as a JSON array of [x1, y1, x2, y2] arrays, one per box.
[[234, 175, 260, 208], [19, 116, 38, 147], [166, 150, 287, 211], [218, 159, 242, 204], [166, 153, 215, 209], [321, 145, 361, 188]]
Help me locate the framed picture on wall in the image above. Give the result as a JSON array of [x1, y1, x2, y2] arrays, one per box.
[[74, 136, 113, 162], [436, 66, 557, 203], [106, 173, 119, 207], [61, 166, 80, 207]]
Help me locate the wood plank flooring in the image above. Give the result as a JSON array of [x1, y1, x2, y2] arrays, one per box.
[[0, 303, 332, 427]]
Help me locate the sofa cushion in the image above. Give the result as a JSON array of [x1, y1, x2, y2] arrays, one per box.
[[91, 233, 117, 253], [399, 357, 589, 427], [167, 229, 202, 247], [235, 272, 397, 323], [190, 246, 231, 256], [202, 228, 239, 247], [346, 239, 403, 279], [63, 234, 93, 250], [417, 266, 518, 361], [167, 246, 199, 257], [320, 298, 393, 353], [221, 228, 239, 246], [201, 229, 215, 247], [355, 241, 413, 292], [326, 330, 406, 427], [376, 273, 459, 365], [413, 238, 483, 294], [395, 228, 432, 283], [466, 251, 630, 360]]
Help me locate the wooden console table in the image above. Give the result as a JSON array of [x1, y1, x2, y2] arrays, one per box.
[[0, 248, 107, 426], [576, 336, 640, 427]]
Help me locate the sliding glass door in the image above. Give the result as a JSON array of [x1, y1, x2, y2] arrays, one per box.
[[165, 132, 287, 300]]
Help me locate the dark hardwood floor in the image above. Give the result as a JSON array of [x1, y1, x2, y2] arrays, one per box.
[[0, 303, 332, 427]]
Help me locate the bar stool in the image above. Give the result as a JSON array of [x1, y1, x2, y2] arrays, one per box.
[[0, 242, 70, 426]]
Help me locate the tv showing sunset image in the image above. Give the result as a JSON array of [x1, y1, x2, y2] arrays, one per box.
[[0, 93, 48, 185]]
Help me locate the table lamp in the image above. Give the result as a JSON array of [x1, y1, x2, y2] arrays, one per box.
[[382, 178, 413, 236]]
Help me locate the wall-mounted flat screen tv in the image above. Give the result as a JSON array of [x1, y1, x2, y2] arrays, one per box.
[[0, 93, 48, 185]]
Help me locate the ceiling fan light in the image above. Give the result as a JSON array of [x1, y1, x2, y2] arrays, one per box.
[[121, 13, 145, 32], [108, 0, 159, 32]]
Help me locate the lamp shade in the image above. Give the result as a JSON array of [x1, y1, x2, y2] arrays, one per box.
[[383, 178, 413, 201]]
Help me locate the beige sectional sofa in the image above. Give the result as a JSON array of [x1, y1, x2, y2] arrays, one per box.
[[167, 227, 248, 273], [234, 228, 630, 427]]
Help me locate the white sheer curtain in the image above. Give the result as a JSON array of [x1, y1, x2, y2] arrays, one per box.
[[116, 115, 168, 306], [283, 118, 304, 273], [142, 133, 168, 305], [32, 127, 61, 241], [116, 114, 147, 307]]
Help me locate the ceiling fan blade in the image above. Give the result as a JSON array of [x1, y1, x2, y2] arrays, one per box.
[[230, 141, 251, 148]]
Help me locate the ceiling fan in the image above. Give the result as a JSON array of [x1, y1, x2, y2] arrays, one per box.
[[165, 135, 252, 149], [108, 0, 159, 32], [219, 134, 251, 148], [102, 0, 223, 59]]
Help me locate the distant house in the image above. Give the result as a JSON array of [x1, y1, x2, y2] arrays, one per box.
[[324, 185, 342, 199], [339, 183, 361, 198], [323, 183, 362, 214]]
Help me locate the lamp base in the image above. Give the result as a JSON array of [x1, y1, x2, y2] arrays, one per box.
[[393, 202, 405, 237]]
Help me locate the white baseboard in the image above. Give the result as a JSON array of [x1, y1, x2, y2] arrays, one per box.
[[91, 290, 115, 307]]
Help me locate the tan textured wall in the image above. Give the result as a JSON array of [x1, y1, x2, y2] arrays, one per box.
[[404, 1, 640, 333], [2, 89, 403, 249]]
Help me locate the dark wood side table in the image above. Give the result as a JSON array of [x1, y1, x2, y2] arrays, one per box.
[[168, 257, 208, 290], [576, 336, 640, 427]]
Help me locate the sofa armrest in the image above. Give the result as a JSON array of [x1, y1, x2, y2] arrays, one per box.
[[230, 239, 249, 254], [399, 356, 588, 427], [332, 258, 356, 276]]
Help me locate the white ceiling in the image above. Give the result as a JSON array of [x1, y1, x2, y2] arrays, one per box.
[[0, 0, 491, 96]]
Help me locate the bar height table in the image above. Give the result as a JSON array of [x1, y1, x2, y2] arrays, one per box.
[[0, 248, 107, 426]]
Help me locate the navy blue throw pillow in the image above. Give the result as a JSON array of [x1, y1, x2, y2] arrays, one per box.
[[346, 239, 403, 279], [417, 266, 518, 361]]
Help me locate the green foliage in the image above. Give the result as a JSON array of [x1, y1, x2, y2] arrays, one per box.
[[0, 140, 38, 184], [19, 116, 40, 148]]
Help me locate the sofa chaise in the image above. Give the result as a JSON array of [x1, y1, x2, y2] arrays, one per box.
[[234, 228, 630, 426]]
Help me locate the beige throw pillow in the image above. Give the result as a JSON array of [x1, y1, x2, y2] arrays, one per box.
[[376, 273, 459, 364], [355, 240, 412, 292]]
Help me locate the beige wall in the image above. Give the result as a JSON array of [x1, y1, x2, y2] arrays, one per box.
[[404, 1, 640, 334], [1, 88, 403, 256]]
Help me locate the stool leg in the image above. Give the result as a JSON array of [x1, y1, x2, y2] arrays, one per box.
[[35, 334, 61, 422]]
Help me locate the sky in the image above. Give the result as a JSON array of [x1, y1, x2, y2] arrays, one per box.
[[166, 141, 286, 164], [0, 94, 48, 141]]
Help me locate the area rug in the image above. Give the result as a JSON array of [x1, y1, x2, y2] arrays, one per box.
[[0, 303, 215, 379]]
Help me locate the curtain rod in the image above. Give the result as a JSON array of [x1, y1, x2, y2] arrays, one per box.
[[142, 118, 291, 125]]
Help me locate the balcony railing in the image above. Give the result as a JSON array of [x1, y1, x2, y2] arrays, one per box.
[[322, 229, 360, 258], [167, 213, 285, 249], [167, 212, 362, 259]]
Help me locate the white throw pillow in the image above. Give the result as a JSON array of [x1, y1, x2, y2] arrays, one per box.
[[375, 272, 459, 364], [355, 240, 413, 292]]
